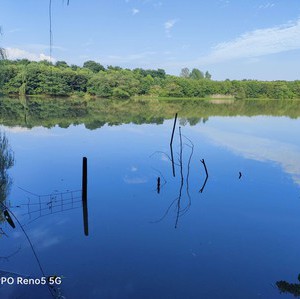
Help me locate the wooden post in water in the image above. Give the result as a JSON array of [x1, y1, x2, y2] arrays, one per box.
[[82, 157, 89, 236], [82, 157, 87, 202]]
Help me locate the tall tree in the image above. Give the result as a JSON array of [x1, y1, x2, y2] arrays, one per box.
[[205, 71, 212, 80], [83, 60, 105, 73], [190, 68, 204, 80], [55, 60, 69, 68], [0, 27, 6, 60], [0, 48, 4, 60], [180, 68, 190, 78]]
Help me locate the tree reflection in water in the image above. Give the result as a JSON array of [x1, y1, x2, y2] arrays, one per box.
[[0, 131, 19, 261], [276, 274, 300, 297], [0, 130, 14, 222], [0, 131, 20, 261]]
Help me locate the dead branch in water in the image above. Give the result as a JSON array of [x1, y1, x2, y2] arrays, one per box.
[[170, 113, 178, 147], [199, 159, 209, 193], [175, 126, 184, 228], [149, 151, 180, 166], [151, 129, 194, 227]]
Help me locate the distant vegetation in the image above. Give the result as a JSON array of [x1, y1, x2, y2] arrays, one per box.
[[1, 59, 300, 99]]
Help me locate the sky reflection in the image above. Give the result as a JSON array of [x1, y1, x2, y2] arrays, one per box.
[[190, 116, 300, 186]]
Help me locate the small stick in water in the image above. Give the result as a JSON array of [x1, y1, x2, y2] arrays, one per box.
[[170, 113, 178, 146], [157, 177, 161, 194]]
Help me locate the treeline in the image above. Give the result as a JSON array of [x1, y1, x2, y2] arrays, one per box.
[[1, 59, 300, 99]]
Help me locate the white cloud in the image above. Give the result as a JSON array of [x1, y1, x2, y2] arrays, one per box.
[[164, 19, 178, 37], [17, 43, 66, 52], [3, 125, 62, 136], [258, 2, 275, 9], [79, 54, 89, 60], [81, 39, 94, 47], [154, 1, 162, 8], [6, 47, 55, 62], [197, 18, 300, 65], [219, 0, 230, 7], [7, 28, 22, 34], [123, 175, 148, 184], [132, 8, 140, 15], [27, 227, 61, 249]]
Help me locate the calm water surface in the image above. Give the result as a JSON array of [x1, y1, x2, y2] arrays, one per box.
[[1, 98, 300, 299]]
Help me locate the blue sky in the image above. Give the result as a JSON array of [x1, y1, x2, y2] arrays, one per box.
[[1, 0, 300, 80]]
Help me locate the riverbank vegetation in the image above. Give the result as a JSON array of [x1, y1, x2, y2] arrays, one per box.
[[1, 59, 300, 99]]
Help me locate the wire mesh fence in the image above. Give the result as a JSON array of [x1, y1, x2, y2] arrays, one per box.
[[7, 188, 82, 225]]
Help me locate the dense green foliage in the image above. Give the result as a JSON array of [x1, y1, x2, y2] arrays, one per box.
[[1, 60, 300, 99], [1, 97, 300, 130]]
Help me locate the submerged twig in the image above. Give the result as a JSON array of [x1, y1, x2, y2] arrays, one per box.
[[199, 159, 209, 193], [170, 113, 178, 177], [0, 227, 8, 238], [183, 135, 194, 204], [170, 144, 176, 177], [175, 126, 184, 228], [149, 197, 179, 224], [149, 151, 180, 166], [0, 246, 21, 262], [201, 159, 208, 177], [170, 113, 178, 147], [152, 167, 167, 188], [151, 129, 195, 227], [17, 186, 41, 197]]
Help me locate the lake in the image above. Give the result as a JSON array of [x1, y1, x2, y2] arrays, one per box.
[[1, 97, 300, 299]]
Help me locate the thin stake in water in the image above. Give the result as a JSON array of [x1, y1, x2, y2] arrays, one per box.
[[170, 113, 178, 177]]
